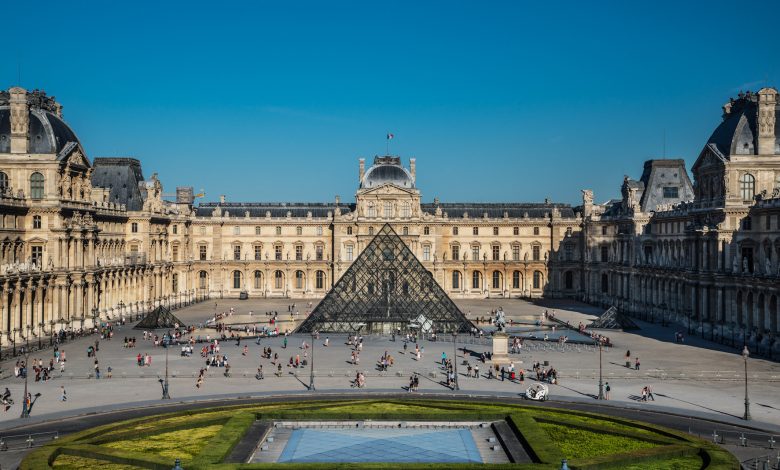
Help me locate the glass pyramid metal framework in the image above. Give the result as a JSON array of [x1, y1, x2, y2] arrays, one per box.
[[296, 224, 473, 334]]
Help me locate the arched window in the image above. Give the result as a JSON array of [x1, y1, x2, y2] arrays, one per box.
[[740, 173, 755, 201], [402, 202, 411, 218], [274, 270, 283, 289], [533, 271, 542, 289], [472, 271, 481, 289], [564, 271, 573, 290], [452, 271, 461, 289], [492, 270, 501, 289], [232, 270, 242, 289], [199, 271, 208, 289], [253, 270, 263, 289], [512, 271, 521, 289], [0, 171, 7, 192], [30, 172, 44, 200], [316, 270, 325, 289], [295, 270, 304, 289]]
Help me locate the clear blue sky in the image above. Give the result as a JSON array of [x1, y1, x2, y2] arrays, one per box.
[[5, 1, 780, 205]]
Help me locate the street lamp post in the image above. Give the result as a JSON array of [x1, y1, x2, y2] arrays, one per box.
[[742, 346, 751, 421], [161, 335, 171, 399], [309, 332, 316, 391], [20, 350, 30, 418], [597, 341, 604, 400], [38, 322, 43, 349], [452, 331, 459, 391]]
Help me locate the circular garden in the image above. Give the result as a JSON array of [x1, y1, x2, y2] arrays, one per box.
[[24, 399, 737, 469]]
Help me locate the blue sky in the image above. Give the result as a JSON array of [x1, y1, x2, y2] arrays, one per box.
[[4, 1, 780, 205]]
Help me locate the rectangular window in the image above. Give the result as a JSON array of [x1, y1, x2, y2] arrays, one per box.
[[566, 227, 572, 236], [452, 245, 460, 261], [512, 245, 520, 261], [766, 215, 771, 230], [316, 226, 323, 236], [492, 245, 500, 261], [384, 201, 392, 218], [254, 245, 262, 260], [172, 245, 179, 262], [131, 222, 138, 233], [472, 246, 480, 261], [423, 226, 430, 235], [346, 245, 353, 261], [533, 245, 540, 261], [200, 226, 206, 235], [275, 245, 282, 260], [742, 217, 752, 231], [513, 227, 519, 236], [295, 245, 303, 261], [172, 225, 178, 234], [31, 246, 43, 267], [601, 226, 607, 235], [601, 245, 609, 262], [533, 227, 539, 235], [234, 245, 241, 261], [663, 187, 679, 199], [564, 244, 574, 261], [493, 227, 499, 236], [453, 227, 459, 235], [473, 226, 479, 235], [199, 245, 207, 261], [255, 226, 261, 235], [423, 245, 430, 261], [276, 226, 282, 236], [346, 226, 353, 235], [233, 226, 240, 235], [315, 245, 323, 261], [32, 215, 42, 229]]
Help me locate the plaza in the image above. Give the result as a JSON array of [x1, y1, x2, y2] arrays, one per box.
[[1, 297, 778, 467]]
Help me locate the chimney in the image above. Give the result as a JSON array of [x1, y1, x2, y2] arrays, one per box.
[[9, 87, 29, 154], [359, 158, 365, 182], [757, 87, 778, 155], [409, 158, 416, 181]]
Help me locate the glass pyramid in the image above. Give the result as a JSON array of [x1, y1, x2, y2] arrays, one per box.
[[296, 224, 473, 334]]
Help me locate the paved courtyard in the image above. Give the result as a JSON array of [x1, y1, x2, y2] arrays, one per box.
[[1, 297, 779, 434]]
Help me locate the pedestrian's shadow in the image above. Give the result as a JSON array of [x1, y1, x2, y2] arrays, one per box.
[[654, 393, 742, 419]]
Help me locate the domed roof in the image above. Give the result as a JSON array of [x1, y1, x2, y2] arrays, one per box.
[[361, 156, 415, 189], [707, 88, 780, 157], [0, 89, 81, 155]]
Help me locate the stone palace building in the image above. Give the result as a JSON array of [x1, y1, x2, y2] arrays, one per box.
[[0, 85, 778, 355]]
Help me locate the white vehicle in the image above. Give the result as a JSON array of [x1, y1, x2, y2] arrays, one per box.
[[525, 383, 549, 401]]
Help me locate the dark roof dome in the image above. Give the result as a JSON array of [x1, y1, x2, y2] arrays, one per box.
[[0, 88, 81, 156], [361, 156, 415, 189], [707, 88, 780, 157]]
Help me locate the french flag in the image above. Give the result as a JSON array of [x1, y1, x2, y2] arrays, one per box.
[[387, 133, 394, 140]]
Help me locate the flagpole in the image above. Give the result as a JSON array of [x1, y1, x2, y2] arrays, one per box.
[[386, 134, 389, 155]]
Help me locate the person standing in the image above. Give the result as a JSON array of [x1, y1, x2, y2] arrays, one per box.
[[625, 350, 631, 368], [635, 357, 640, 370], [605, 382, 611, 400]]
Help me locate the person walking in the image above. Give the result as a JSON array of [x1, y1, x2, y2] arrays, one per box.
[[647, 384, 655, 401], [61, 386, 67, 402], [605, 382, 611, 400], [635, 357, 640, 370]]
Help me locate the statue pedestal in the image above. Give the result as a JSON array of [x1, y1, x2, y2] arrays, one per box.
[[491, 332, 511, 366]]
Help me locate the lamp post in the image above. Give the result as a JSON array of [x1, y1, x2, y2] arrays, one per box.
[[91, 307, 99, 330], [452, 331, 459, 391], [161, 335, 171, 399], [597, 340, 604, 400], [309, 332, 316, 391], [37, 322, 43, 349], [742, 346, 751, 421], [118, 300, 125, 323], [20, 350, 30, 418]]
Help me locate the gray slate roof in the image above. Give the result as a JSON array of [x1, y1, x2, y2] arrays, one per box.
[[91, 158, 146, 211], [196, 202, 354, 218], [422, 202, 576, 218]]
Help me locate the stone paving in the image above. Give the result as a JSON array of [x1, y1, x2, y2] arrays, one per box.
[[0, 297, 779, 435]]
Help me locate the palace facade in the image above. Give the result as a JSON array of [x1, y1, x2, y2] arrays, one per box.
[[1, 85, 779, 355]]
